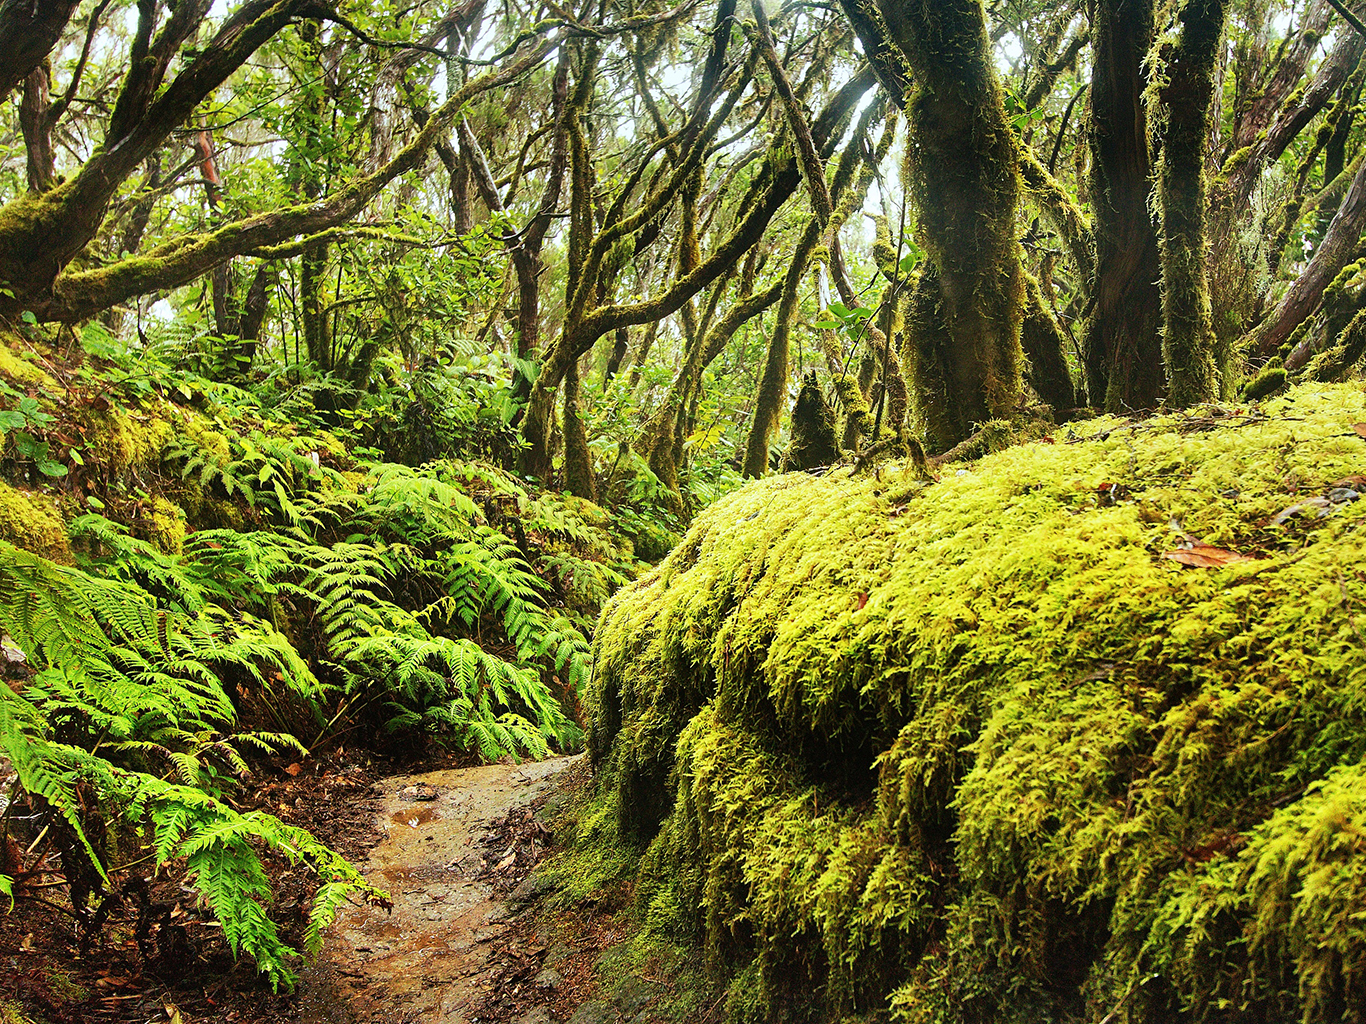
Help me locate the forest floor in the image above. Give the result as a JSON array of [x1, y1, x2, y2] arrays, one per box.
[[1, 752, 714, 1024]]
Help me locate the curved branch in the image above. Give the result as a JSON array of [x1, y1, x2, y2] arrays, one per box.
[[38, 35, 559, 322]]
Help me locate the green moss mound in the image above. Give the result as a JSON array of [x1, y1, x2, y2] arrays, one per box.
[[0, 481, 69, 560], [586, 383, 1366, 1023]]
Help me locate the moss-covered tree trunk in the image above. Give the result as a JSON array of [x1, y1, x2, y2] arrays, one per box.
[[1020, 273, 1077, 412], [883, 0, 1023, 452], [561, 358, 597, 501], [1085, 0, 1164, 411], [741, 240, 812, 477], [1153, 0, 1227, 406]]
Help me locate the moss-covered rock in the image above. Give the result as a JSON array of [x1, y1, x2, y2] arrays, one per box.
[[0, 480, 69, 560], [585, 383, 1366, 1023], [82, 406, 175, 478]]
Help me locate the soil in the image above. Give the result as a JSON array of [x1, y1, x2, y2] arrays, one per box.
[[1, 752, 718, 1024]]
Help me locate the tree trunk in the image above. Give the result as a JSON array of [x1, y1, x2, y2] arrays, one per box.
[[1020, 273, 1077, 413], [561, 359, 596, 501], [1085, 0, 1164, 412], [19, 65, 57, 193], [1153, 0, 1227, 407], [885, 0, 1023, 450], [301, 242, 332, 369]]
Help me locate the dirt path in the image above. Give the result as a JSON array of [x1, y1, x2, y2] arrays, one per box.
[[298, 755, 581, 1024]]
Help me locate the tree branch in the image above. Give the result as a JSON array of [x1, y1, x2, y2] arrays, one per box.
[[39, 33, 559, 321]]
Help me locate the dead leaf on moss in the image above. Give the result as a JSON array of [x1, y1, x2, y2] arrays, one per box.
[[1353, 423, 1366, 438], [1162, 544, 1254, 568]]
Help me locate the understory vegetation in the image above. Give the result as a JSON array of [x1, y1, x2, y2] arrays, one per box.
[[573, 382, 1366, 1024], [0, 326, 646, 987]]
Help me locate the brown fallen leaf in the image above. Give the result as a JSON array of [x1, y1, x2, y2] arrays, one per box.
[[1162, 543, 1254, 568], [1354, 423, 1366, 438], [284, 763, 302, 776]]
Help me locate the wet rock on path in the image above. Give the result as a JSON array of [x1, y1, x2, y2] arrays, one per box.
[[299, 755, 581, 1024]]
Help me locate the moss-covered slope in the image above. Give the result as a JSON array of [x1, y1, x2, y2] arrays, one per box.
[[586, 384, 1366, 1023]]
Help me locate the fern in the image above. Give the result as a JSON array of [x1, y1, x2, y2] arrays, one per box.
[[0, 542, 370, 987]]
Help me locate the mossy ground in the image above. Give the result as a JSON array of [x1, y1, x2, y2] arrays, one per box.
[[581, 383, 1366, 1023]]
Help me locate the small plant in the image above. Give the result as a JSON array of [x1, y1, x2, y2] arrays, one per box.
[[0, 394, 68, 477]]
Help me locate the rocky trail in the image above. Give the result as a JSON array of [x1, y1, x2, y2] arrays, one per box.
[[298, 755, 577, 1024], [294, 755, 690, 1024]]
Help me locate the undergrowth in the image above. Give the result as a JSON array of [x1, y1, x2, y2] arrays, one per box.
[[0, 328, 638, 986]]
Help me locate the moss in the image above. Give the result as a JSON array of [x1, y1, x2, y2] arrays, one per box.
[[180, 410, 233, 467], [585, 383, 1366, 1023], [781, 372, 841, 472], [83, 405, 175, 476], [0, 481, 69, 560], [831, 373, 875, 445], [0, 336, 58, 392], [0, 1001, 39, 1024], [141, 496, 186, 555], [1242, 365, 1287, 400]]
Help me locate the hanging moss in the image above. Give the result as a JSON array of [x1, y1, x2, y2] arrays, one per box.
[[583, 383, 1366, 1023]]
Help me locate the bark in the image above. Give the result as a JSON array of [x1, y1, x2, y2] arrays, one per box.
[[886, 0, 1023, 450], [1226, 1, 1331, 157], [301, 241, 332, 368], [604, 328, 629, 382], [459, 50, 570, 364], [1020, 274, 1076, 413], [1154, 0, 1227, 407], [1085, 0, 1164, 412], [0, 0, 80, 104], [737, 97, 888, 478], [1211, 2, 1366, 266], [741, 226, 816, 477], [220, 263, 277, 380], [120, 156, 164, 259], [521, 52, 874, 479], [19, 65, 57, 193], [1224, 3, 1358, 201], [1020, 147, 1093, 291]]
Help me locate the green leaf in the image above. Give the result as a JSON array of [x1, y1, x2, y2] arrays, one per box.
[[20, 311, 37, 325], [37, 459, 68, 478], [814, 319, 841, 330], [0, 411, 26, 431], [828, 301, 850, 318]]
